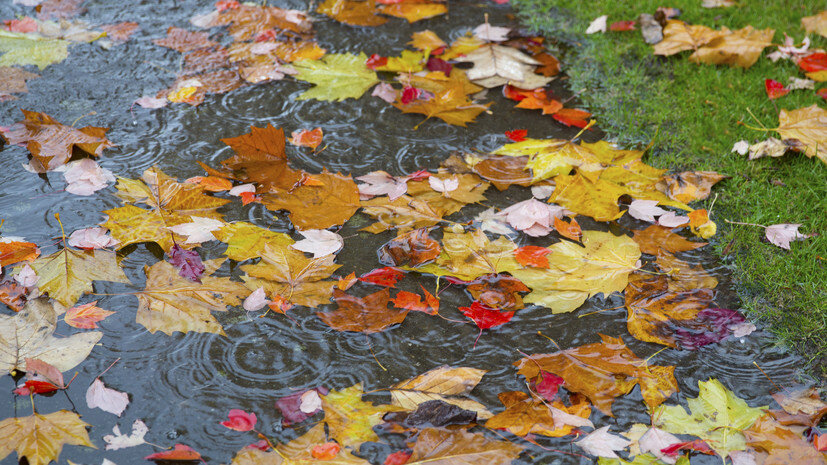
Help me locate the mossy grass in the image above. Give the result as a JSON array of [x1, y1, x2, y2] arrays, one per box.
[[511, 0, 827, 374]]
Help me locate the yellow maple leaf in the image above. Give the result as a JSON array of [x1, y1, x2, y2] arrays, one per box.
[[0, 411, 94, 465], [412, 225, 519, 280], [322, 384, 403, 448], [379, 2, 447, 23]]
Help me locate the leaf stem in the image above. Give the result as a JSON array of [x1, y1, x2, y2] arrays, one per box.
[[724, 219, 767, 229]]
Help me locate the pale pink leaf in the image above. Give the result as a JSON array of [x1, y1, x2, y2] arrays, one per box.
[[371, 82, 397, 104], [729, 321, 757, 338], [134, 96, 169, 109], [167, 216, 226, 244], [657, 211, 690, 228], [550, 405, 594, 429], [87, 378, 129, 416], [765, 223, 807, 250], [428, 175, 459, 193], [356, 171, 407, 200], [575, 426, 631, 458], [229, 183, 256, 196], [299, 389, 322, 414], [638, 427, 682, 464], [68, 227, 119, 249], [243, 287, 269, 311], [24, 358, 64, 387], [628, 199, 667, 223], [730, 450, 758, 465], [14, 264, 38, 287], [473, 23, 511, 42], [59, 159, 115, 196]]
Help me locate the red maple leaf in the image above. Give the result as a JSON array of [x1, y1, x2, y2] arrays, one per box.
[[799, 52, 827, 73], [505, 129, 528, 142], [459, 301, 514, 330], [359, 267, 405, 287], [764, 79, 789, 99], [515, 245, 551, 268]]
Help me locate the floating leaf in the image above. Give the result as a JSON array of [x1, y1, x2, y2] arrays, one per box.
[[486, 391, 592, 437], [261, 170, 361, 230], [412, 226, 519, 281], [317, 288, 408, 333], [321, 384, 402, 448], [317, 0, 387, 27], [27, 247, 127, 307], [293, 52, 379, 101], [0, 30, 68, 69], [0, 410, 93, 465], [64, 301, 114, 329], [242, 244, 339, 308], [405, 428, 523, 465], [390, 366, 493, 419]]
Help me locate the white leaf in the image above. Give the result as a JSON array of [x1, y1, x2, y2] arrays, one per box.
[[356, 171, 407, 200], [638, 427, 682, 464], [60, 159, 116, 196], [765, 223, 808, 250], [229, 183, 256, 196], [87, 378, 129, 416], [243, 287, 270, 311], [103, 419, 148, 450], [748, 138, 788, 160], [455, 44, 553, 89], [729, 321, 757, 338], [299, 389, 322, 413], [731, 140, 749, 155], [657, 211, 689, 228], [586, 15, 608, 34], [730, 450, 759, 465], [291, 229, 344, 257], [68, 227, 119, 249], [787, 77, 815, 90], [550, 405, 594, 429], [428, 175, 459, 193], [14, 264, 38, 287], [190, 10, 219, 28], [167, 216, 226, 244], [628, 199, 667, 223], [473, 23, 511, 42], [134, 96, 168, 109], [103, 459, 118, 465], [474, 208, 514, 236], [575, 425, 631, 458]]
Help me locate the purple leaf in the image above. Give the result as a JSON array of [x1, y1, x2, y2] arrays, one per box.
[[169, 244, 205, 283], [275, 387, 328, 425], [674, 308, 746, 350]]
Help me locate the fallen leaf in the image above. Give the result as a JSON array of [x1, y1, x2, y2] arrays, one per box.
[[380, 2, 447, 23], [261, 170, 361, 230], [0, 30, 69, 69], [0, 66, 38, 97], [657, 171, 726, 203], [405, 428, 522, 464], [136, 259, 247, 335], [467, 274, 529, 310], [316, 0, 388, 27], [221, 409, 257, 431], [0, 410, 93, 465], [392, 81, 491, 127], [276, 388, 326, 425], [231, 424, 367, 465], [632, 224, 706, 256], [64, 301, 114, 329], [765, 79, 790, 99], [702, 0, 735, 7], [378, 228, 441, 267], [486, 390, 592, 437], [390, 366, 492, 419], [213, 221, 293, 262], [13, 358, 65, 395], [86, 378, 129, 416], [168, 244, 205, 283], [456, 44, 553, 89], [553, 216, 582, 241], [145, 444, 201, 461], [0, 239, 40, 267], [552, 108, 592, 128], [241, 244, 340, 308], [515, 245, 551, 268], [26, 246, 127, 307], [764, 223, 811, 249], [412, 226, 519, 281], [103, 420, 148, 450], [1, 109, 113, 172], [802, 11, 827, 38], [653, 378, 764, 459], [744, 415, 826, 465], [153, 26, 217, 52], [515, 334, 678, 415], [100, 22, 139, 43], [359, 267, 405, 287], [747, 137, 790, 160], [317, 288, 408, 333], [291, 229, 344, 258], [473, 23, 510, 42], [321, 384, 402, 447], [576, 426, 632, 458], [459, 301, 514, 330], [293, 52, 379, 101], [391, 288, 438, 314], [629, 199, 668, 223], [776, 105, 827, 163], [586, 15, 608, 34], [690, 25, 774, 68], [771, 387, 827, 416]]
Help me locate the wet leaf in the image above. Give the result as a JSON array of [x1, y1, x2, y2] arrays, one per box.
[[291, 229, 343, 258], [392, 81, 491, 127], [27, 246, 127, 307], [656, 171, 726, 203], [361, 194, 448, 234], [0, 239, 40, 267], [359, 267, 405, 287], [632, 225, 706, 256], [241, 243, 340, 308], [214, 222, 293, 262], [576, 426, 632, 458], [322, 384, 403, 448], [515, 245, 551, 268], [1, 109, 113, 172], [771, 387, 827, 416], [460, 301, 513, 330], [689, 26, 774, 68], [0, 66, 39, 97], [0, 279, 28, 311], [168, 244, 205, 282], [209, 4, 312, 40], [103, 419, 148, 451], [655, 254, 718, 291], [64, 301, 114, 329], [0, 30, 68, 69], [145, 444, 201, 461], [515, 334, 678, 415], [553, 216, 581, 242], [86, 378, 129, 416], [317, 0, 388, 27], [391, 287, 438, 314], [380, 2, 447, 23], [407, 172, 489, 215], [153, 26, 217, 52], [293, 52, 380, 101], [405, 428, 523, 465], [510, 230, 640, 313], [104, 167, 230, 252], [0, 410, 93, 465], [486, 391, 592, 437], [317, 288, 408, 333], [379, 228, 441, 267], [776, 105, 827, 163], [261, 170, 361, 230], [288, 127, 324, 149], [744, 415, 827, 464], [0, 298, 101, 373], [467, 274, 529, 310], [412, 226, 519, 281], [653, 379, 765, 459], [231, 424, 368, 465], [390, 365, 492, 419], [456, 44, 553, 89], [136, 259, 247, 335]]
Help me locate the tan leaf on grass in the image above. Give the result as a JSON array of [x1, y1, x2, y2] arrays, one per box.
[[802, 11, 827, 38], [241, 244, 340, 308], [0, 298, 101, 373], [653, 20, 727, 56], [777, 105, 827, 163], [136, 259, 247, 335], [0, 109, 113, 172], [0, 410, 93, 465], [514, 334, 678, 415], [27, 248, 128, 307], [689, 26, 774, 68], [390, 366, 493, 419], [656, 171, 726, 203]]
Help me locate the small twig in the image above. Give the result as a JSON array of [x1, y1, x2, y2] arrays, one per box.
[[753, 361, 782, 392]]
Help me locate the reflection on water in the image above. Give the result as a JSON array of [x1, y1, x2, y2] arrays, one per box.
[[0, 0, 815, 464]]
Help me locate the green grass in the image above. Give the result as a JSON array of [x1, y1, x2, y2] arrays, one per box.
[[511, 0, 827, 374]]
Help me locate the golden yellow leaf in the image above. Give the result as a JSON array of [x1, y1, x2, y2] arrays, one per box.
[[656, 254, 719, 291], [492, 138, 604, 182], [260, 171, 361, 230], [777, 105, 827, 163], [656, 170, 726, 203], [322, 384, 402, 448], [548, 173, 627, 221], [402, 68, 483, 96], [802, 10, 827, 38], [27, 248, 128, 307], [510, 230, 640, 313], [392, 81, 491, 128], [213, 222, 293, 262], [360, 194, 448, 234], [0, 410, 94, 465], [136, 259, 247, 335], [317, 0, 388, 26], [485, 391, 592, 437], [653, 20, 726, 56], [241, 244, 339, 308], [441, 34, 484, 61], [412, 225, 519, 281], [389, 365, 493, 419], [380, 2, 447, 23], [409, 30, 446, 51], [231, 424, 369, 465], [406, 172, 489, 215]]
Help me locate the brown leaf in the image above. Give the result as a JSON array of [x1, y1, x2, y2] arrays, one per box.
[[653, 20, 728, 56], [261, 171, 360, 230], [485, 391, 591, 437], [1, 109, 114, 172], [514, 334, 678, 415], [392, 81, 491, 128], [212, 4, 312, 40], [317, 288, 409, 333], [689, 26, 774, 68], [0, 279, 28, 311], [467, 274, 529, 311], [0, 240, 40, 267], [471, 155, 533, 190], [744, 415, 826, 465], [632, 224, 707, 256], [406, 172, 490, 215], [379, 228, 441, 267], [656, 171, 726, 203], [0, 67, 39, 96], [406, 428, 523, 465], [153, 27, 218, 52], [655, 254, 718, 291], [182, 47, 230, 75], [389, 366, 492, 418], [361, 194, 447, 234], [771, 387, 827, 416], [317, 0, 388, 27]]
